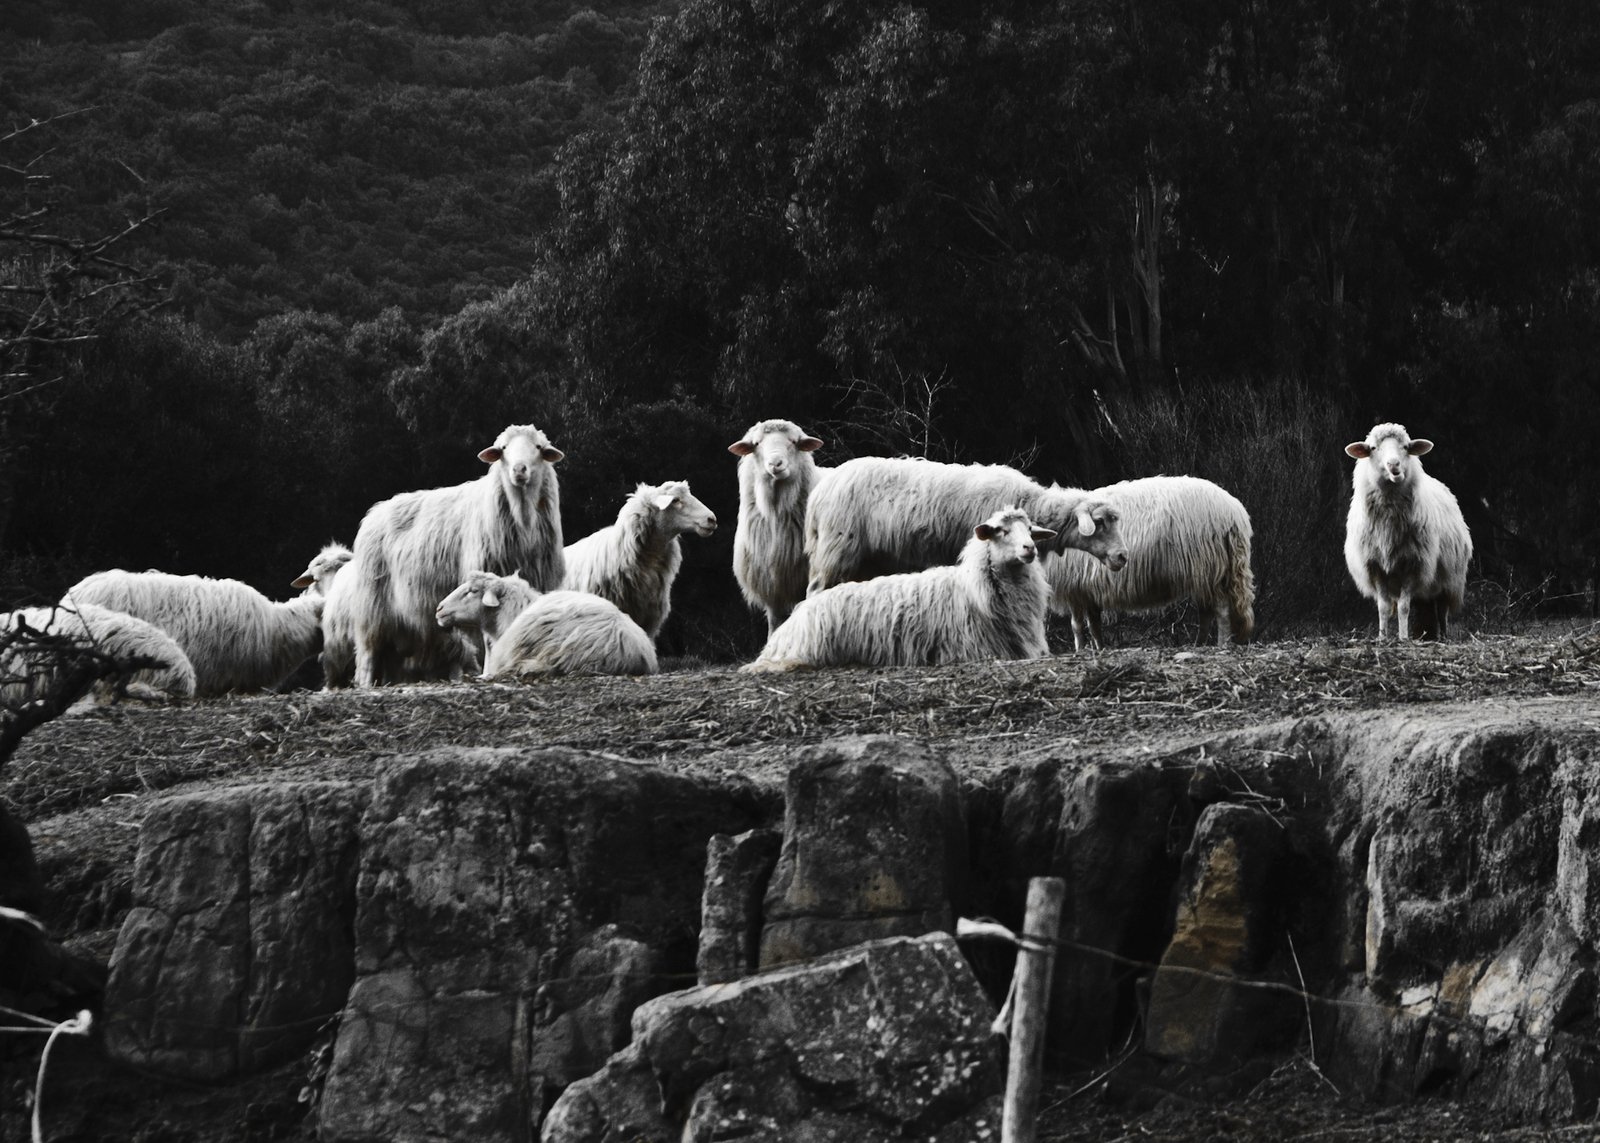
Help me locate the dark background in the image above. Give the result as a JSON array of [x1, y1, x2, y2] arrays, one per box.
[[3, 0, 1596, 660]]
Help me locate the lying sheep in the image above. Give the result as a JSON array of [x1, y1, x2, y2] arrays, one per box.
[[1344, 422, 1472, 640], [2, 603, 196, 704], [745, 507, 1057, 672], [434, 569, 541, 672], [291, 543, 353, 596], [322, 423, 565, 687], [61, 568, 324, 697], [803, 456, 1128, 594], [1048, 476, 1255, 649], [563, 480, 717, 640], [436, 570, 657, 678], [729, 420, 827, 632]]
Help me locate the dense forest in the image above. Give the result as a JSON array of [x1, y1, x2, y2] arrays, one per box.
[[3, 0, 1598, 658]]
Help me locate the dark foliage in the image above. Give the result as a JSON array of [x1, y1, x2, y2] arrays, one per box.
[[4, 0, 1600, 658]]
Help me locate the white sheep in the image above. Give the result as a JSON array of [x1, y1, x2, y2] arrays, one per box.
[[486, 592, 658, 678], [1344, 422, 1472, 640], [321, 423, 566, 687], [729, 419, 827, 633], [436, 571, 658, 678], [562, 480, 717, 640], [291, 542, 353, 596], [434, 569, 541, 672], [745, 506, 1057, 672], [803, 456, 1128, 595], [60, 568, 324, 697], [2, 603, 196, 704], [1047, 476, 1255, 649]]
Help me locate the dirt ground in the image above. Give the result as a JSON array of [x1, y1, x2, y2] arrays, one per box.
[[5, 626, 1600, 1140]]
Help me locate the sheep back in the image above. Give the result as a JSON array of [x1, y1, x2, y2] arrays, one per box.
[[3, 603, 197, 703], [752, 507, 1052, 671], [482, 591, 658, 678], [1047, 476, 1255, 645], [804, 456, 1112, 593], [62, 570, 321, 696]]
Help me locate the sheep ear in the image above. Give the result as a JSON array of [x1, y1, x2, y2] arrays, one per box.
[[652, 493, 676, 511], [483, 588, 501, 608], [479, 446, 504, 464], [1075, 507, 1097, 537], [541, 446, 565, 463], [728, 440, 756, 456], [1030, 527, 1057, 544], [975, 523, 998, 541], [1407, 438, 1433, 456], [797, 435, 824, 452], [291, 573, 315, 589], [1345, 442, 1371, 459]]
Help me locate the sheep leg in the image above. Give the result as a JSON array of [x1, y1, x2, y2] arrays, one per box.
[[766, 604, 793, 635], [1069, 605, 1092, 652], [1375, 596, 1393, 640], [354, 640, 379, 688], [1211, 608, 1228, 648], [1396, 594, 1412, 642], [1433, 600, 1449, 641]]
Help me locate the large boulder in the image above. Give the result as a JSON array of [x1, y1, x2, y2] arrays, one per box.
[[317, 747, 772, 1143], [102, 781, 369, 1081], [759, 736, 968, 968], [543, 932, 1005, 1142]]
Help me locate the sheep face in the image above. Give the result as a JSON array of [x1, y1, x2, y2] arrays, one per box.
[[1345, 423, 1433, 486], [435, 571, 503, 630], [648, 480, 719, 537], [727, 420, 824, 484], [1068, 501, 1129, 571], [479, 424, 564, 488], [974, 509, 1056, 567]]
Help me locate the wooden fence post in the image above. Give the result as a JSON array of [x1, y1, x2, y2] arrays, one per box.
[[1001, 876, 1066, 1143]]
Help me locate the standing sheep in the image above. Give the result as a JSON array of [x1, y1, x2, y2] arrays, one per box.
[[322, 423, 565, 687], [1048, 476, 1255, 649], [562, 480, 717, 640], [745, 507, 1057, 672], [1344, 422, 1472, 640], [61, 567, 325, 697], [803, 456, 1128, 594], [729, 419, 827, 633], [2, 603, 196, 704]]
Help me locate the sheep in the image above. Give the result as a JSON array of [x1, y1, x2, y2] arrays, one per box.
[[1047, 476, 1255, 649], [60, 568, 324, 697], [321, 423, 566, 687], [1344, 422, 1473, 640], [745, 506, 1057, 672], [803, 456, 1128, 596], [2, 603, 196, 704], [434, 569, 541, 672], [291, 542, 353, 596], [729, 419, 828, 633], [562, 480, 717, 640], [436, 570, 657, 677]]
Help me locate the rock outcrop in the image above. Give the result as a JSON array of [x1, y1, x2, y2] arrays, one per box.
[[542, 932, 1005, 1142], [316, 747, 773, 1143], [103, 781, 369, 1081]]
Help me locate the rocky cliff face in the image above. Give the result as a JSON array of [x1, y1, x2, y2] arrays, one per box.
[[89, 696, 1600, 1137]]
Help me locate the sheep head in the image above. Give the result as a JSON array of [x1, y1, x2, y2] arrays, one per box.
[[480, 424, 564, 488], [975, 508, 1055, 566], [644, 480, 719, 538], [727, 419, 824, 484], [1062, 499, 1128, 571], [1346, 422, 1433, 486], [436, 571, 504, 630]]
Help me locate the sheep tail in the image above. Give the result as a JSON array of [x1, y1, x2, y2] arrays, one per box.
[[1224, 524, 1256, 643]]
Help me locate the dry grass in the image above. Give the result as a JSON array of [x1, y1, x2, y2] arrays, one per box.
[[8, 627, 1600, 824]]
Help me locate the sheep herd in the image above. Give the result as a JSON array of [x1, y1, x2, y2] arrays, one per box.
[[0, 417, 1473, 704]]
